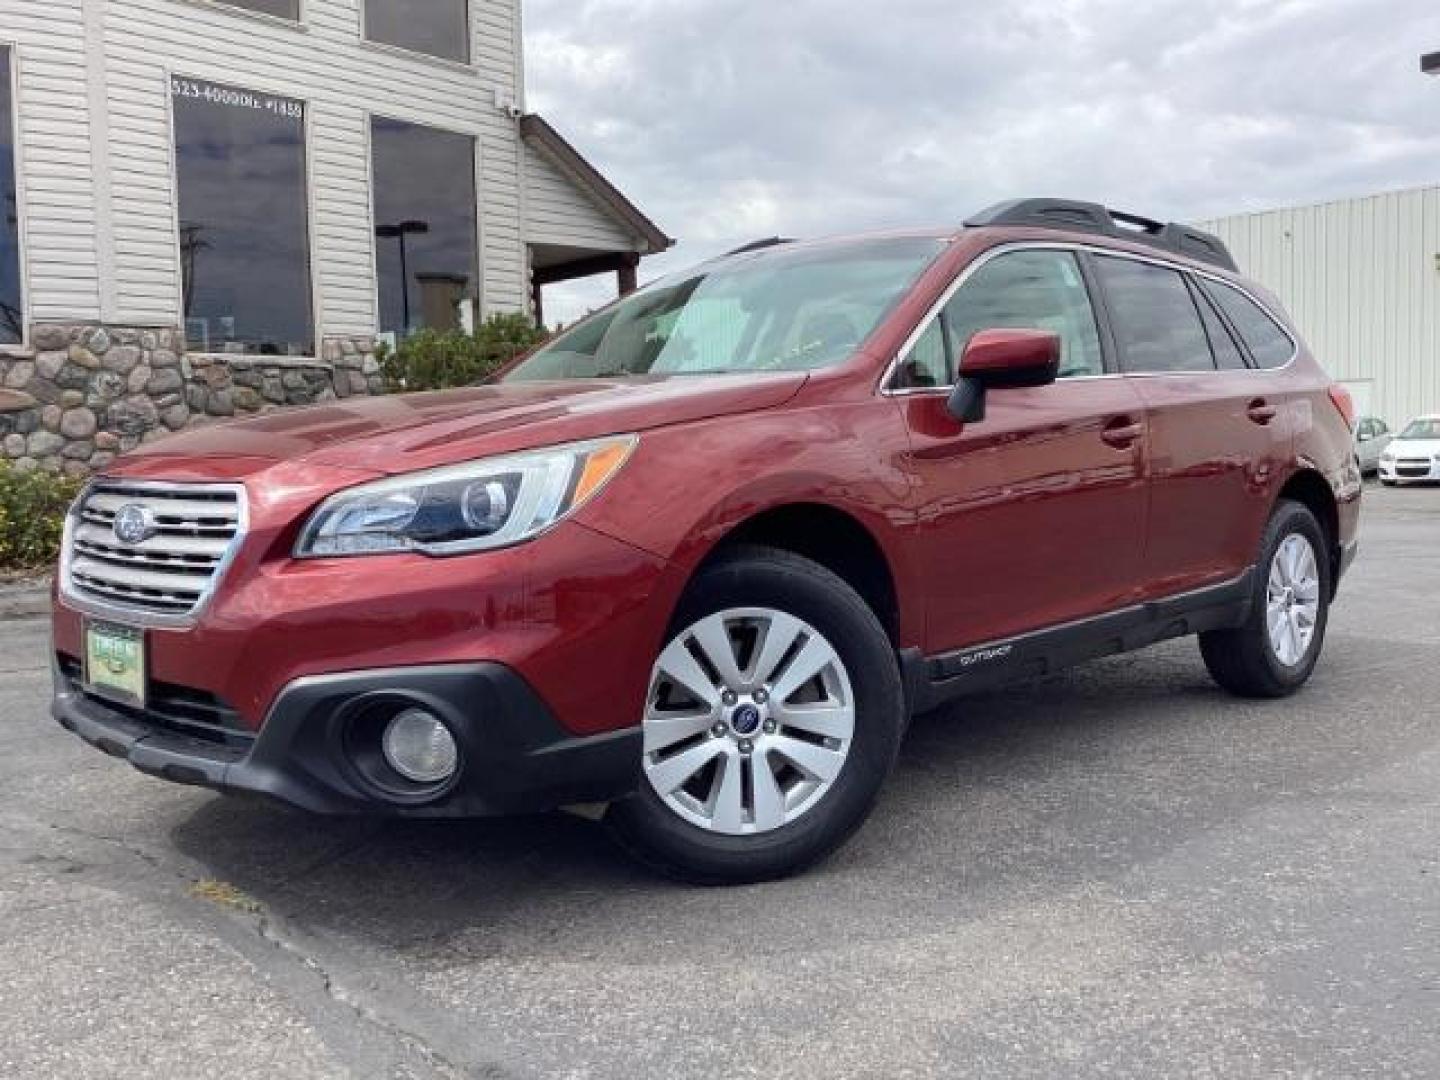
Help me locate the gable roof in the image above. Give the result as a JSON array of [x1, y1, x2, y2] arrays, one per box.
[[519, 114, 674, 256]]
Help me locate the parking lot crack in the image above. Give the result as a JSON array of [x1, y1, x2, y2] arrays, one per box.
[[252, 911, 518, 1080]]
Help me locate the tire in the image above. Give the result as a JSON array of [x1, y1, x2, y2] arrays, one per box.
[[1199, 500, 1331, 699], [606, 544, 905, 885]]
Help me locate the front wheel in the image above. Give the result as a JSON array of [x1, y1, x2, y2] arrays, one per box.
[[1199, 500, 1331, 698], [606, 545, 904, 885]]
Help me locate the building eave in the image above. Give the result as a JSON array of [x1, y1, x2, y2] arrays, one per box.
[[519, 113, 674, 256]]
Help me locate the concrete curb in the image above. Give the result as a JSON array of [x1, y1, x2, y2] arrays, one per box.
[[0, 576, 52, 619]]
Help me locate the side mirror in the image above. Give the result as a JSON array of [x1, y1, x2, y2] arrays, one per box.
[[946, 329, 1061, 423]]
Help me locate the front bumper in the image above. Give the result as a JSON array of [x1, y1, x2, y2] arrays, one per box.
[[53, 517, 683, 741], [1378, 458, 1440, 482], [53, 660, 642, 817]]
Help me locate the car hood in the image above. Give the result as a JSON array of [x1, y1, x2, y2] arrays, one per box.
[[116, 373, 808, 477], [1386, 438, 1440, 456]]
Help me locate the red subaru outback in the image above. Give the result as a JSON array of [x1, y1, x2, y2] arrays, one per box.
[[52, 199, 1360, 883]]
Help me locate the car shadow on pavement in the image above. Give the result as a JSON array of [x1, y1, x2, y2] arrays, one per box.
[[166, 632, 1424, 963]]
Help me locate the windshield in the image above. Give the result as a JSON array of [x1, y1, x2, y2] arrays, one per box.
[[1399, 419, 1440, 440], [505, 236, 946, 382]]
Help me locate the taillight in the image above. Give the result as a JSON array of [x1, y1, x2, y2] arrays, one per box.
[[1327, 384, 1356, 430]]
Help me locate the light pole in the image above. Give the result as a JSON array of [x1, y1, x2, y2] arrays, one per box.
[[375, 219, 430, 333], [1423, 52, 1440, 75]]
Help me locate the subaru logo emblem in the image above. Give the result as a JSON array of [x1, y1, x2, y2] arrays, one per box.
[[730, 704, 762, 736], [112, 503, 157, 546]]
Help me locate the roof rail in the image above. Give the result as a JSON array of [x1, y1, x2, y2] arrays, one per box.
[[727, 236, 794, 256], [964, 198, 1238, 272]]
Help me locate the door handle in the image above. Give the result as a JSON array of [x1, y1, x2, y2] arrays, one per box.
[[1100, 418, 1144, 449], [1247, 399, 1278, 424]]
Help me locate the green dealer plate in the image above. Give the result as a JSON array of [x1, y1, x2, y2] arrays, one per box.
[[83, 620, 147, 708]]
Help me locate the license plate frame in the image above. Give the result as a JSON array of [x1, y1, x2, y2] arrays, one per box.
[[82, 620, 147, 708]]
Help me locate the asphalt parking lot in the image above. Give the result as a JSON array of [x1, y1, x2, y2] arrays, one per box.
[[2, 483, 1437, 1080]]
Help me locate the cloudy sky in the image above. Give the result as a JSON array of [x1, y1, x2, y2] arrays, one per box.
[[525, 0, 1440, 322]]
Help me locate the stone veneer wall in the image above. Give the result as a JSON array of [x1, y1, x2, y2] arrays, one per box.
[[0, 324, 384, 476]]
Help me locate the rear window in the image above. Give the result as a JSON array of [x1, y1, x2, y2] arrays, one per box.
[[1192, 282, 1249, 370], [1093, 256, 1215, 374], [1199, 280, 1295, 369]]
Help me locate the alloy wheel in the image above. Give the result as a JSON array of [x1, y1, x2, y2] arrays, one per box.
[[641, 607, 855, 836], [1266, 533, 1321, 667]]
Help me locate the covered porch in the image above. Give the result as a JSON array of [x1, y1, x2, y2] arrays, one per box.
[[520, 115, 673, 327]]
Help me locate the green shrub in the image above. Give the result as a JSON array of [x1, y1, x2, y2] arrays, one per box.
[[0, 462, 81, 571], [377, 313, 550, 393]]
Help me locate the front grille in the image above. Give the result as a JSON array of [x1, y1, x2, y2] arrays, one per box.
[[1397, 465, 1432, 478], [57, 653, 254, 750], [62, 481, 245, 623]]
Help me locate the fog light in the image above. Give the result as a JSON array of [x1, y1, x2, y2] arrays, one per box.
[[381, 708, 458, 784]]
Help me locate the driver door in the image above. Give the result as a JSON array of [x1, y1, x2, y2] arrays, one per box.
[[894, 248, 1150, 654]]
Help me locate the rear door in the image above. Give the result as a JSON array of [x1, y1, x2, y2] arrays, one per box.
[[1091, 254, 1291, 596], [894, 247, 1150, 654]]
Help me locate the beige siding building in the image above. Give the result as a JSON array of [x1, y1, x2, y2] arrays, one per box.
[[0, 0, 668, 473], [1198, 185, 1440, 427]]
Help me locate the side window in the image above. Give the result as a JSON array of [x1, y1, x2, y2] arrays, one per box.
[[941, 250, 1103, 379], [893, 319, 948, 389], [1190, 280, 1248, 370], [1094, 256, 1215, 374], [1198, 280, 1295, 369]]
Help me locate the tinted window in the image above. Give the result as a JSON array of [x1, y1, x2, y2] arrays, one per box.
[[1095, 257, 1214, 374], [1199, 280, 1295, 369], [894, 319, 948, 388], [218, 0, 299, 18], [939, 249, 1103, 380], [507, 237, 944, 381], [173, 77, 313, 356], [371, 117, 478, 340], [0, 48, 21, 344], [366, 0, 470, 63], [1192, 281, 1248, 370]]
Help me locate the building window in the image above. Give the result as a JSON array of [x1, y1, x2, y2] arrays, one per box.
[[370, 116, 478, 339], [365, 0, 470, 64], [0, 48, 22, 344], [215, 0, 301, 19], [172, 77, 313, 356]]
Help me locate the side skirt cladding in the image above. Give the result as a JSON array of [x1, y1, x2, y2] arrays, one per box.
[[903, 569, 1255, 715]]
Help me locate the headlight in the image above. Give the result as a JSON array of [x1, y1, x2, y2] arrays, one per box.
[[295, 435, 636, 557]]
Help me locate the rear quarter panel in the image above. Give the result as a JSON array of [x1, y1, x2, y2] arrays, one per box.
[[1287, 354, 1363, 553]]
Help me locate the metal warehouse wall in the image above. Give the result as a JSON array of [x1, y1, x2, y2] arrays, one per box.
[[1198, 185, 1440, 427]]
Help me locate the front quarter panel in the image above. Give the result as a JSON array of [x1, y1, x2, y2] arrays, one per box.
[[572, 393, 925, 647]]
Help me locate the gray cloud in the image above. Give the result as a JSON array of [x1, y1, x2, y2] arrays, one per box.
[[526, 0, 1440, 321]]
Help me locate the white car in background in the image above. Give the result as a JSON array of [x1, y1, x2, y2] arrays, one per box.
[[1354, 416, 1393, 475], [1378, 415, 1440, 486]]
